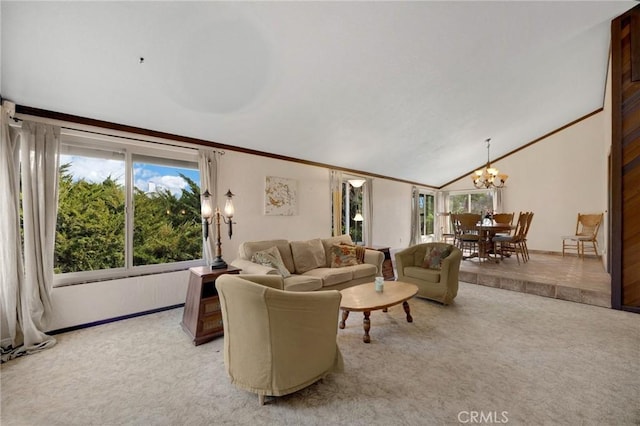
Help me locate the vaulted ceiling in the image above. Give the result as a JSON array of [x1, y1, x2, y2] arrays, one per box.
[[2, 1, 636, 187]]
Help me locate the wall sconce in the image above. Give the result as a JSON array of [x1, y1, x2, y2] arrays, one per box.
[[201, 189, 236, 269]]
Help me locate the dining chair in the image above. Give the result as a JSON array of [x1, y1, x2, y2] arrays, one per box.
[[440, 212, 456, 244], [561, 213, 603, 258], [492, 211, 529, 264], [455, 213, 481, 259], [521, 212, 534, 261], [492, 213, 514, 226]]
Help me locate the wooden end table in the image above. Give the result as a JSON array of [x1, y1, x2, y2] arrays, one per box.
[[339, 281, 418, 343], [181, 266, 240, 345]]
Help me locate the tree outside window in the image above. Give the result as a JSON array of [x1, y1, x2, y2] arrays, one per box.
[[448, 191, 493, 214]]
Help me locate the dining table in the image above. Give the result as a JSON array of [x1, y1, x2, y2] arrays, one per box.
[[475, 221, 516, 262]]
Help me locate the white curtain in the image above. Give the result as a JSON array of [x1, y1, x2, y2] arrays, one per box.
[[493, 188, 504, 213], [198, 149, 219, 266], [1, 116, 60, 362], [409, 186, 421, 246], [329, 170, 343, 237], [362, 178, 373, 246]]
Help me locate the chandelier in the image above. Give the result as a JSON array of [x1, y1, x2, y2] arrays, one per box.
[[471, 138, 508, 189]]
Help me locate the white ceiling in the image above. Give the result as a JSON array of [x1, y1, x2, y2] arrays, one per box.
[[2, 1, 637, 187]]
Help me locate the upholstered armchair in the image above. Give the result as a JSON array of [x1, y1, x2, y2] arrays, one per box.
[[394, 243, 462, 305], [215, 274, 344, 405]]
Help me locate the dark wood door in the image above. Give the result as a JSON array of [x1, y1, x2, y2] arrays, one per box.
[[611, 5, 640, 312]]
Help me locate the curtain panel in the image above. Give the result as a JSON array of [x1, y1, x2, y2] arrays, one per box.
[[409, 186, 421, 246], [198, 149, 220, 267], [1, 116, 60, 362], [362, 178, 373, 246], [329, 170, 343, 237]]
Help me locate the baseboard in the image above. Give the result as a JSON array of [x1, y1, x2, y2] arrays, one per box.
[[47, 304, 184, 335]]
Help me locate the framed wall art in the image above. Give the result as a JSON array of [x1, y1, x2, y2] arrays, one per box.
[[264, 176, 297, 216]]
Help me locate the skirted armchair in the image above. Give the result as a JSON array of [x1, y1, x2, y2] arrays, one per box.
[[394, 242, 462, 305], [215, 274, 344, 405]]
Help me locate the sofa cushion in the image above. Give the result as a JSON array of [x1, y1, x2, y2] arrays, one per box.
[[303, 267, 353, 287], [404, 266, 441, 283], [321, 235, 354, 267], [251, 246, 291, 278], [343, 263, 377, 280], [290, 238, 326, 274], [282, 275, 323, 292], [422, 245, 453, 270], [329, 244, 360, 268], [239, 239, 295, 273]]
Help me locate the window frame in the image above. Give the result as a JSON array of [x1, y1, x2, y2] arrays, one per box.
[[54, 130, 203, 287], [418, 190, 436, 240]]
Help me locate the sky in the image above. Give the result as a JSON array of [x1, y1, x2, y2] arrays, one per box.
[[60, 155, 201, 197]]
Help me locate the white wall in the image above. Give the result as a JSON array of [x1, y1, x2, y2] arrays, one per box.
[[371, 178, 413, 250], [48, 271, 190, 331], [442, 112, 608, 255]]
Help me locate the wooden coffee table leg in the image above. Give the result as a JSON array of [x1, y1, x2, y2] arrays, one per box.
[[339, 310, 349, 329], [362, 311, 371, 343], [403, 301, 413, 323]]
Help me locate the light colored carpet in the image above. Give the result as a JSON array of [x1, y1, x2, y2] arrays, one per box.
[[1, 282, 638, 426]]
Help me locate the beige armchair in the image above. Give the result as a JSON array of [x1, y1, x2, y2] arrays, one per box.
[[394, 243, 462, 305], [215, 274, 344, 405]]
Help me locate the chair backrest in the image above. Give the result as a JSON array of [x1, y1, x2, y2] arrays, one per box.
[[216, 274, 342, 397], [576, 213, 603, 238], [493, 212, 514, 225], [512, 212, 529, 241], [522, 212, 534, 238], [456, 213, 481, 234], [450, 213, 460, 236]]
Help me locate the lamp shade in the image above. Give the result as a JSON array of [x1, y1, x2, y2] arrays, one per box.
[[353, 212, 364, 222], [223, 189, 235, 218], [201, 190, 214, 220], [348, 179, 366, 188]]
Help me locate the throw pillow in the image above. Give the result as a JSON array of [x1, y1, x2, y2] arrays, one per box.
[[251, 246, 291, 278], [330, 244, 360, 268], [340, 242, 365, 264], [422, 246, 453, 270], [290, 238, 326, 273]]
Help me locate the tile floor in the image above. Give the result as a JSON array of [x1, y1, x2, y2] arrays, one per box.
[[458, 251, 611, 308]]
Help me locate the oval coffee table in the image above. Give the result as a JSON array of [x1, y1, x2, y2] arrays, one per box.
[[339, 280, 418, 343]]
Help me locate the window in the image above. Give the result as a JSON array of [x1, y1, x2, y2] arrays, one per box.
[[448, 190, 493, 214], [342, 178, 365, 244], [418, 192, 435, 238], [54, 132, 202, 285]]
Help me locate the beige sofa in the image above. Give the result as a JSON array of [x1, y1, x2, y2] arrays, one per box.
[[230, 235, 384, 292]]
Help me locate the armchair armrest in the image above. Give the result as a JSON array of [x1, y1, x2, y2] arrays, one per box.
[[363, 249, 384, 275], [394, 248, 416, 279]]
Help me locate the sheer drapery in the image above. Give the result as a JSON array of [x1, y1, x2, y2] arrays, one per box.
[[198, 149, 220, 267], [493, 188, 504, 213], [409, 186, 421, 246], [362, 178, 373, 246], [1, 106, 23, 354], [329, 170, 343, 237], [1, 117, 60, 362], [435, 191, 447, 241]]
